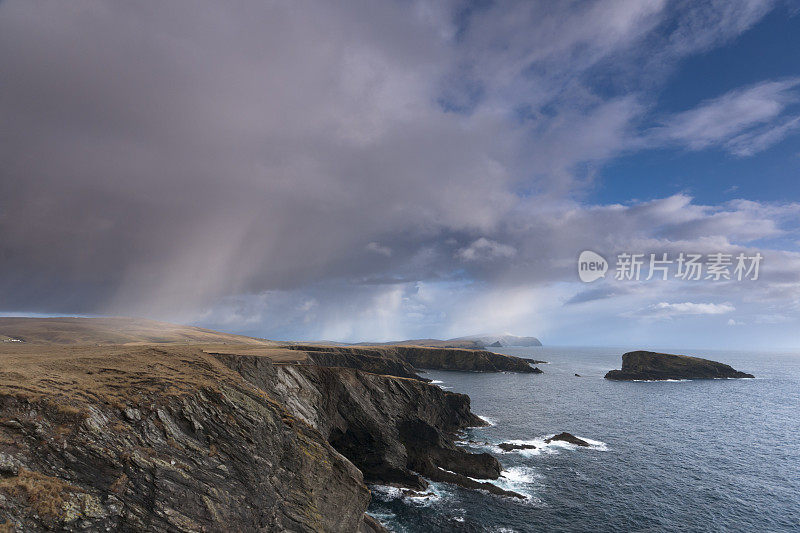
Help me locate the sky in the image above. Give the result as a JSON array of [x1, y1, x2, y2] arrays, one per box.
[[2, 0, 800, 349]]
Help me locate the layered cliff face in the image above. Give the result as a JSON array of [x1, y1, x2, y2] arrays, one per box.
[[0, 346, 375, 532], [0, 339, 526, 531], [0, 310, 544, 532], [215, 354, 522, 497], [605, 351, 755, 380]]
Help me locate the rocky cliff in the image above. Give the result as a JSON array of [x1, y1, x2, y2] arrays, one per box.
[[381, 346, 538, 373], [0, 340, 525, 531], [605, 350, 755, 380], [215, 354, 522, 498], [0, 345, 376, 532], [284, 344, 538, 375], [283, 345, 425, 380]]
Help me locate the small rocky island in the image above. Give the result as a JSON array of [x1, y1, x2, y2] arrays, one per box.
[[545, 432, 590, 447], [605, 350, 754, 381]]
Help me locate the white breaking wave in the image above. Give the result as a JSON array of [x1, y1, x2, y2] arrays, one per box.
[[369, 485, 403, 501], [476, 415, 496, 426], [480, 434, 608, 455], [369, 485, 403, 499], [500, 466, 539, 485], [369, 483, 444, 507], [575, 436, 608, 450], [539, 434, 608, 452], [632, 378, 691, 382]]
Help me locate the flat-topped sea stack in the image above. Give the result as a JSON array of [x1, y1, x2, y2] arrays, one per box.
[[605, 350, 754, 381]]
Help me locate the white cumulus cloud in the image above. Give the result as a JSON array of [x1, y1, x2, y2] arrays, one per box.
[[640, 301, 736, 319], [457, 238, 517, 262]]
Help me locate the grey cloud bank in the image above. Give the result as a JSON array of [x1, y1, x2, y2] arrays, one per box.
[[1, 0, 799, 348]]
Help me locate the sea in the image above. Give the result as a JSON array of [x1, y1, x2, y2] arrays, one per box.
[[367, 346, 800, 532]]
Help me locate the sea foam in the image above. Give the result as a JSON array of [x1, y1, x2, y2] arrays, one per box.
[[476, 415, 496, 426]]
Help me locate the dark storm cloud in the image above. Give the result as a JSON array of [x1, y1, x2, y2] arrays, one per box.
[[0, 0, 523, 317], [2, 0, 799, 342]]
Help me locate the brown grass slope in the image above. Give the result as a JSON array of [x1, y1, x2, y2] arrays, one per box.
[[0, 317, 277, 346], [352, 338, 486, 349]]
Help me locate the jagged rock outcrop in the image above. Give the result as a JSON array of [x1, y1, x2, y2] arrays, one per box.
[[498, 443, 536, 452], [605, 351, 755, 381], [0, 346, 375, 532], [215, 354, 523, 498], [545, 433, 590, 447]]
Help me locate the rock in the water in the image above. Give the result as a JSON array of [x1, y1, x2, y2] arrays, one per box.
[[425, 467, 526, 499], [604, 351, 754, 381], [401, 489, 436, 498], [488, 341, 503, 347], [544, 432, 590, 447], [498, 442, 537, 452]]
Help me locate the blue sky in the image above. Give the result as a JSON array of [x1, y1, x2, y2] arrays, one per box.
[[596, 7, 800, 208], [2, 0, 800, 350]]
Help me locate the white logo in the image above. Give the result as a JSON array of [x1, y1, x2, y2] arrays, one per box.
[[578, 250, 608, 282]]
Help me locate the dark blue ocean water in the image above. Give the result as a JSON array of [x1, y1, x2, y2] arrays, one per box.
[[368, 347, 800, 532]]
